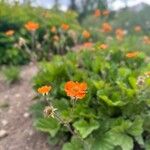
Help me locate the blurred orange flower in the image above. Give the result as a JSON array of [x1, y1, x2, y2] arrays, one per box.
[[65, 81, 87, 100], [50, 26, 57, 33], [38, 85, 52, 95], [102, 22, 112, 33], [102, 10, 110, 16], [94, 9, 101, 17], [83, 42, 93, 47], [145, 72, 150, 76], [25, 21, 39, 31], [126, 51, 140, 58], [134, 25, 142, 32], [115, 28, 125, 41], [5, 30, 15, 36], [61, 23, 70, 31], [143, 36, 150, 45], [53, 35, 60, 41], [100, 43, 108, 49], [82, 30, 91, 39]]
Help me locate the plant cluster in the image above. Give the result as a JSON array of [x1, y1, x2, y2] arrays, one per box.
[[1, 2, 150, 149], [32, 47, 150, 149]]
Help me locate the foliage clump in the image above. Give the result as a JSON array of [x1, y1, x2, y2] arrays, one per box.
[[32, 48, 150, 150]]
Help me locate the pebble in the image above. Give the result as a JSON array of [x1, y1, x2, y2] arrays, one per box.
[[1, 119, 8, 126], [0, 130, 8, 138], [23, 112, 30, 118], [4, 95, 9, 99], [15, 94, 21, 98], [28, 130, 34, 136]]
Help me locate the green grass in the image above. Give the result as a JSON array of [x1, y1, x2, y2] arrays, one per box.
[[2, 66, 21, 84]]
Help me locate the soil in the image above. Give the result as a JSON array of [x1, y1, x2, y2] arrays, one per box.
[[0, 63, 54, 150]]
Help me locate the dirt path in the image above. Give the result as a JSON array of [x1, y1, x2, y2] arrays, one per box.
[[0, 64, 50, 150]]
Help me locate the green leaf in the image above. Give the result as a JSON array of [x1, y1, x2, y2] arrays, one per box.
[[92, 133, 114, 150], [91, 57, 102, 73], [53, 98, 69, 111], [30, 101, 45, 118], [111, 119, 132, 133], [62, 136, 84, 150], [118, 67, 131, 79], [98, 95, 126, 107], [108, 131, 133, 150], [73, 119, 100, 139], [143, 114, 150, 132], [107, 119, 135, 150], [127, 116, 143, 137], [35, 117, 60, 137], [145, 138, 150, 150], [134, 136, 144, 147], [92, 80, 105, 90], [128, 77, 137, 89]]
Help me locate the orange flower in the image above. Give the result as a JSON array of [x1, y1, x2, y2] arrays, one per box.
[[115, 28, 125, 41], [100, 43, 108, 49], [82, 30, 91, 39], [53, 35, 59, 41], [83, 42, 93, 47], [5, 30, 15, 36], [102, 10, 110, 16], [145, 72, 150, 77], [143, 36, 150, 45], [126, 51, 140, 58], [134, 25, 142, 32], [102, 22, 112, 33], [24, 21, 39, 31], [50, 26, 57, 33], [38, 85, 52, 95], [94, 9, 101, 17], [65, 81, 87, 100], [61, 23, 70, 31]]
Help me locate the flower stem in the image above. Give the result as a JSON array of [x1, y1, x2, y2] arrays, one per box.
[[54, 112, 75, 135]]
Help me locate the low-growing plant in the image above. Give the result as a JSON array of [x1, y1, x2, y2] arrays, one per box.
[[32, 48, 150, 150], [2, 66, 21, 84]]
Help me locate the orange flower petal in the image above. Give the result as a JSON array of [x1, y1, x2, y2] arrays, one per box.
[[82, 30, 91, 39], [134, 25, 142, 32], [83, 42, 93, 47], [100, 44, 108, 49], [126, 51, 139, 58], [94, 9, 101, 17], [61, 23, 69, 31], [5, 30, 15, 36], [102, 22, 112, 33], [64, 81, 87, 100], [115, 28, 125, 41], [38, 85, 52, 95], [25, 21, 39, 31]]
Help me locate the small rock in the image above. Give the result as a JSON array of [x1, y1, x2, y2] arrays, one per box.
[[4, 95, 9, 99], [1, 120, 8, 126], [17, 102, 21, 107], [28, 130, 34, 136], [15, 94, 21, 98], [0, 130, 8, 138], [8, 109, 13, 114], [23, 112, 30, 118]]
